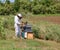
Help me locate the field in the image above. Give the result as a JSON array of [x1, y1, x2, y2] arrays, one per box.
[[26, 14, 60, 24], [0, 39, 60, 50], [0, 14, 60, 50], [30, 16, 60, 24], [0, 0, 60, 50]]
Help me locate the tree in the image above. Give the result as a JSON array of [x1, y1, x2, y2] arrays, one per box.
[[6, 0, 10, 4], [13, 0, 20, 12]]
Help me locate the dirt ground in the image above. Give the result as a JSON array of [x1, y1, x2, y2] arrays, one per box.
[[40, 16, 60, 24], [29, 16, 60, 24]]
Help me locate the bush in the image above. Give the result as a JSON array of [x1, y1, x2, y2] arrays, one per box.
[[0, 18, 6, 40], [32, 26, 40, 38], [32, 21, 60, 42], [3, 19, 8, 28], [0, 0, 60, 15], [32, 5, 41, 14]]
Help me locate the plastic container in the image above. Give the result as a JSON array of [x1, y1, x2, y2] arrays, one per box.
[[21, 32, 25, 38]]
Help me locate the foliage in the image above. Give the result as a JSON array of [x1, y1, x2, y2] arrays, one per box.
[[32, 26, 40, 38], [0, 0, 60, 15], [0, 14, 60, 42], [13, 0, 20, 12], [31, 21, 60, 42], [0, 18, 6, 39]]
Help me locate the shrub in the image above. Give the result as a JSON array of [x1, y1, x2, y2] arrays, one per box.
[[32, 5, 41, 14], [32, 21, 60, 42], [0, 18, 6, 40], [32, 26, 40, 38]]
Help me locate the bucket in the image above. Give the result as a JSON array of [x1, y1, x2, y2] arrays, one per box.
[[21, 32, 25, 38], [24, 32, 27, 39]]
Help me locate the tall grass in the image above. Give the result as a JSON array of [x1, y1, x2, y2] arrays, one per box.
[[0, 15, 60, 42], [32, 21, 60, 42], [22, 15, 60, 42], [0, 15, 14, 40]]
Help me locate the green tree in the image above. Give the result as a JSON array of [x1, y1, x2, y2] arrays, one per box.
[[6, 0, 10, 4], [13, 0, 20, 12]]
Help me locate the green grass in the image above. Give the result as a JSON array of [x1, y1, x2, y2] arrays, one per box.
[[23, 14, 60, 41], [0, 14, 60, 50], [0, 39, 60, 50], [24, 13, 60, 17], [0, 39, 43, 50]]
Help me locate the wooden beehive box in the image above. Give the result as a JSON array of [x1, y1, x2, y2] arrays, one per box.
[[27, 32, 34, 39]]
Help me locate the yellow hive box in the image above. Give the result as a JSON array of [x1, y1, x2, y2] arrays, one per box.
[[27, 32, 34, 39]]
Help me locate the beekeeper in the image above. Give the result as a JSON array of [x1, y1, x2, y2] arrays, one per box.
[[14, 14, 23, 38]]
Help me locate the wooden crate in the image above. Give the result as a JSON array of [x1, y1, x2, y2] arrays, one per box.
[[27, 32, 34, 39]]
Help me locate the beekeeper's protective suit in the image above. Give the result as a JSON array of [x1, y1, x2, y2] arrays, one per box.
[[14, 14, 22, 37]]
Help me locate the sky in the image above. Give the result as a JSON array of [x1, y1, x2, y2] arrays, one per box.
[[0, 0, 15, 3], [10, 0, 14, 2]]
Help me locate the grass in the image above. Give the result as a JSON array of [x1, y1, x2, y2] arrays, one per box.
[[23, 14, 60, 41], [0, 39, 60, 50], [0, 14, 60, 50], [24, 13, 60, 17]]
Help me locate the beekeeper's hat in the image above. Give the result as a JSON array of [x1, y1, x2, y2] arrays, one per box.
[[17, 14, 22, 17]]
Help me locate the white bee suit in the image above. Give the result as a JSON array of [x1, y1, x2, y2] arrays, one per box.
[[14, 16, 21, 37]]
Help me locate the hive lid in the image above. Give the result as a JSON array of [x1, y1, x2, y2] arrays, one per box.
[[24, 29, 32, 32], [26, 24, 32, 27]]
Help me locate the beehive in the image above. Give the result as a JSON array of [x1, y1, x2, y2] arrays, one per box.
[[21, 23, 34, 39], [27, 32, 34, 39]]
